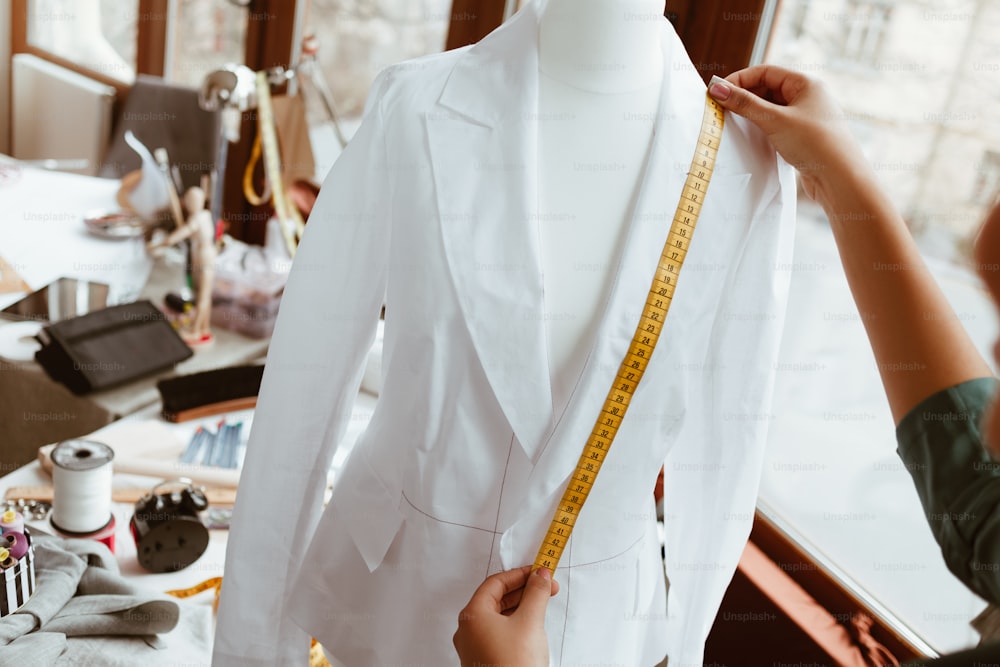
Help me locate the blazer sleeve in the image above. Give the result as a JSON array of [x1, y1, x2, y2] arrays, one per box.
[[661, 150, 797, 665], [213, 71, 394, 666]]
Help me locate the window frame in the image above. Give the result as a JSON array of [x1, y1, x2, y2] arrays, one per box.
[[445, 0, 769, 84], [9, 0, 170, 97], [6, 0, 769, 240], [7, 0, 300, 243]]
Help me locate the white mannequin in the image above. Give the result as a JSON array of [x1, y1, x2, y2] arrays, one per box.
[[537, 0, 667, 412]]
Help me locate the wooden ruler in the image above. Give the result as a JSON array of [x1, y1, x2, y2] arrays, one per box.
[[5, 485, 237, 507]]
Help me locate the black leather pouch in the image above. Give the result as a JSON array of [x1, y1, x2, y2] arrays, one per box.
[[35, 301, 193, 394]]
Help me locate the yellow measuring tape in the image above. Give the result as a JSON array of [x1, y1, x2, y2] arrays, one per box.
[[166, 576, 223, 609], [243, 71, 306, 257], [166, 577, 332, 666], [533, 94, 725, 575]]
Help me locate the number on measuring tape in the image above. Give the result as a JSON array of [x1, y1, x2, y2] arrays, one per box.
[[532, 95, 725, 575]]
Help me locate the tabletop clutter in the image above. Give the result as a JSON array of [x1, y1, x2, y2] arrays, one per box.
[[0, 530, 205, 664], [1, 131, 293, 403], [0, 58, 329, 663], [0, 142, 291, 402], [0, 434, 222, 662], [115, 95, 296, 347], [36, 439, 216, 573], [2, 435, 219, 594], [0, 510, 35, 619]]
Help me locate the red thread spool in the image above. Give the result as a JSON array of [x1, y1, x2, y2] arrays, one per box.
[[51, 514, 116, 554]]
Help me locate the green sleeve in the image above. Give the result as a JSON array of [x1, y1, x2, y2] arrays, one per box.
[[895, 377, 1000, 606]]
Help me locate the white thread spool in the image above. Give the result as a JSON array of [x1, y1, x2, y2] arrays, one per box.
[[51, 440, 114, 534]]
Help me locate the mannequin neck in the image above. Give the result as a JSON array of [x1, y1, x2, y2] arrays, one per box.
[[538, 0, 666, 94]]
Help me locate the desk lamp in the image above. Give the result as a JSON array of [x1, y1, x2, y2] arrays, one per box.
[[198, 65, 258, 225]]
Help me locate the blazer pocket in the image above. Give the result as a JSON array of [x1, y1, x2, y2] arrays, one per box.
[[336, 452, 405, 572]]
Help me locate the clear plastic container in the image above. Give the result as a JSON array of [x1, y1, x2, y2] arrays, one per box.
[[210, 230, 290, 339]]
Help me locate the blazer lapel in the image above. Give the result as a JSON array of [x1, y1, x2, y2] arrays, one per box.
[[425, 3, 554, 462], [504, 18, 727, 544]]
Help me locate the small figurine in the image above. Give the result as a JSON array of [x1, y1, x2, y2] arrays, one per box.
[[147, 187, 217, 345]]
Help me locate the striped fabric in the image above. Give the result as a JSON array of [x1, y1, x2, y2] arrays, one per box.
[[0, 532, 34, 617]]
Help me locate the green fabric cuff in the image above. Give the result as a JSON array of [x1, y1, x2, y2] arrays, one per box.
[[895, 377, 1000, 606]]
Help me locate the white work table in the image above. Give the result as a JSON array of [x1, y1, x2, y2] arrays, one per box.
[[0, 161, 152, 308], [0, 162, 271, 457], [0, 391, 378, 662]]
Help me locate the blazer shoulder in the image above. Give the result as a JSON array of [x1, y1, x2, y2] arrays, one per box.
[[375, 47, 471, 118], [717, 111, 781, 178]]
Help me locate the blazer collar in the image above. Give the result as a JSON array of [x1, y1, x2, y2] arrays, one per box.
[[500, 15, 749, 533], [426, 2, 741, 480], [427, 2, 553, 463], [436, 1, 542, 129]]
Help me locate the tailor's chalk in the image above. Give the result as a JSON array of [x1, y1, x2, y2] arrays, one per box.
[[206, 428, 221, 467], [222, 422, 235, 467], [200, 428, 217, 468], [2, 532, 27, 561], [224, 423, 240, 469], [213, 424, 229, 468], [209, 421, 229, 467], [233, 422, 246, 469], [227, 422, 244, 468], [219, 424, 232, 469], [181, 427, 206, 464], [212, 420, 228, 467], [0, 510, 23, 534]]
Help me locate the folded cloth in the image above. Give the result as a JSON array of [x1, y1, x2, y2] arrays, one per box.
[[0, 533, 182, 665], [54, 601, 214, 667]]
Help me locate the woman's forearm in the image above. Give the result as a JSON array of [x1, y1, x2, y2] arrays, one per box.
[[815, 160, 992, 423], [710, 68, 993, 422]]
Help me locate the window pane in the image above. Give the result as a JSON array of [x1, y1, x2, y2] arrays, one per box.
[[167, 0, 248, 88], [766, 0, 1000, 262], [758, 0, 1000, 655], [27, 0, 138, 83], [302, 0, 452, 119]]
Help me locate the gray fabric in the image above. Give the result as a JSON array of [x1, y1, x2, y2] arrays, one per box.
[[55, 599, 214, 667], [0, 632, 65, 666], [0, 533, 183, 665]]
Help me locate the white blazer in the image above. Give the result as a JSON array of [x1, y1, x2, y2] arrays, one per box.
[[214, 3, 796, 665]]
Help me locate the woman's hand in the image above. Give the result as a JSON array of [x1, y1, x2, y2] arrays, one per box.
[[453, 565, 559, 667], [708, 65, 869, 206], [710, 65, 995, 426]]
